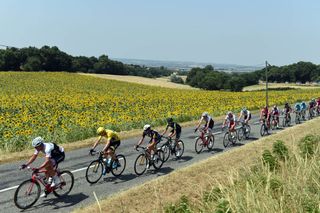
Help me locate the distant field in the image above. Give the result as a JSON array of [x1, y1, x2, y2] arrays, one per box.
[[243, 83, 320, 91], [79, 73, 195, 90]]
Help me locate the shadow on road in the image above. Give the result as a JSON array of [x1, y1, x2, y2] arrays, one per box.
[[211, 148, 224, 153], [102, 173, 137, 184], [25, 193, 89, 212]]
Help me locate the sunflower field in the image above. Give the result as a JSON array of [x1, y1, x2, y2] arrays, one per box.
[[1, 72, 319, 152]]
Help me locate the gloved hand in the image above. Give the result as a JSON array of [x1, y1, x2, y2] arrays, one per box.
[[20, 164, 27, 170]]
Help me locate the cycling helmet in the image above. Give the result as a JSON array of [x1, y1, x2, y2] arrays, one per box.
[[97, 127, 106, 135], [202, 112, 208, 117], [166, 117, 173, 124], [227, 111, 233, 116], [285, 102, 288, 106], [32, 136, 44, 147], [143, 124, 151, 131], [242, 107, 247, 113]]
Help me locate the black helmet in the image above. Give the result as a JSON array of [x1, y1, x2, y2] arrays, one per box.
[[166, 117, 173, 123]]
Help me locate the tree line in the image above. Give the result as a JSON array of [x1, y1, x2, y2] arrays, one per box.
[[186, 62, 320, 91], [0, 46, 173, 78]]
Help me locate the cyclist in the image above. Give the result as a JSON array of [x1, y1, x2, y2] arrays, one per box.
[[195, 112, 214, 137], [316, 97, 320, 114], [20, 137, 65, 188], [308, 98, 316, 117], [222, 111, 237, 134], [238, 107, 251, 125], [300, 101, 307, 120], [260, 106, 270, 128], [90, 127, 121, 172], [270, 105, 280, 128], [283, 102, 292, 121], [162, 117, 182, 149], [135, 124, 161, 159]]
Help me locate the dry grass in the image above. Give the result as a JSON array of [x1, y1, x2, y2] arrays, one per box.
[[243, 83, 320, 91], [79, 73, 196, 90], [73, 118, 320, 213]]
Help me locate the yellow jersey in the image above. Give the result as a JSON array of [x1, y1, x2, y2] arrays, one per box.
[[99, 130, 120, 141]]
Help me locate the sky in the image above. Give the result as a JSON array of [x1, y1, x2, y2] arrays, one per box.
[[0, 0, 319, 66]]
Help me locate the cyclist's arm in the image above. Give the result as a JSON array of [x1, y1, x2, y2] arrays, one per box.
[[91, 137, 102, 150], [195, 117, 203, 130], [102, 138, 111, 152], [136, 137, 144, 147], [161, 125, 169, 135], [25, 154, 38, 166], [37, 156, 51, 170], [222, 119, 226, 127]]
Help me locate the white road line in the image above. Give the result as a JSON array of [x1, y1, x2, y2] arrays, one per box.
[[0, 166, 89, 194], [0, 185, 19, 193]]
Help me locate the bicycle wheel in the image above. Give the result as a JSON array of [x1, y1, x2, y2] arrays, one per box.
[[53, 171, 74, 197], [195, 137, 204, 154], [111, 154, 126, 177], [85, 160, 103, 184], [295, 114, 300, 124], [207, 135, 214, 151], [260, 124, 266, 136], [134, 153, 147, 175], [153, 150, 164, 170], [244, 125, 251, 139], [237, 128, 244, 141], [230, 132, 237, 145], [282, 117, 286, 127], [174, 140, 184, 159], [223, 133, 230, 148], [14, 179, 40, 209], [161, 144, 170, 162]]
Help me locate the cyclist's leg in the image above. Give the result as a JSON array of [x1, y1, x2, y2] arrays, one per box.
[[147, 140, 156, 157]]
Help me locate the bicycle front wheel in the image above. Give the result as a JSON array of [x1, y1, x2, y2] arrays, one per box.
[[153, 150, 164, 170], [244, 125, 251, 139], [161, 144, 170, 162], [207, 135, 214, 151], [111, 154, 126, 177], [260, 124, 266, 136], [223, 133, 230, 148], [14, 179, 40, 209], [175, 140, 184, 159], [237, 128, 244, 141], [195, 137, 204, 154], [85, 160, 103, 184], [134, 154, 147, 175], [53, 171, 74, 197]]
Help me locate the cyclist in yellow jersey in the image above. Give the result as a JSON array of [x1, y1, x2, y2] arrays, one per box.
[[90, 127, 121, 164]]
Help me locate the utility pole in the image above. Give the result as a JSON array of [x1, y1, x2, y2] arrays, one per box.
[[265, 61, 269, 107]]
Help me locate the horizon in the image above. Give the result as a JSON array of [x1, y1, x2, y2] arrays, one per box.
[[1, 0, 320, 66]]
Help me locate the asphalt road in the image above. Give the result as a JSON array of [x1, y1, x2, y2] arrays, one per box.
[[0, 113, 304, 213]]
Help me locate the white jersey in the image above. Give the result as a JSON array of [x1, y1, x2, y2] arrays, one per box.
[[225, 114, 236, 122], [34, 142, 64, 158]]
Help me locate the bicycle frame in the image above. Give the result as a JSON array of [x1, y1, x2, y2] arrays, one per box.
[[198, 129, 210, 146]]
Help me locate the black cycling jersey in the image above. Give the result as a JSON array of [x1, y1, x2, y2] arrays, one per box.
[[142, 129, 161, 141], [206, 118, 214, 129], [166, 122, 181, 133]]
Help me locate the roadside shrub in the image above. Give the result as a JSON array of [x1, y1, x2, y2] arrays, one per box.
[[164, 195, 192, 213], [272, 140, 289, 161], [262, 150, 279, 171], [298, 135, 319, 157]]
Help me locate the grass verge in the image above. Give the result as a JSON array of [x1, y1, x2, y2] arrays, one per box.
[[73, 117, 320, 213]]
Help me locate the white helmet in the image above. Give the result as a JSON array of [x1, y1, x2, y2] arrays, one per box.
[[202, 112, 208, 117], [32, 137, 44, 147], [143, 124, 151, 131]]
